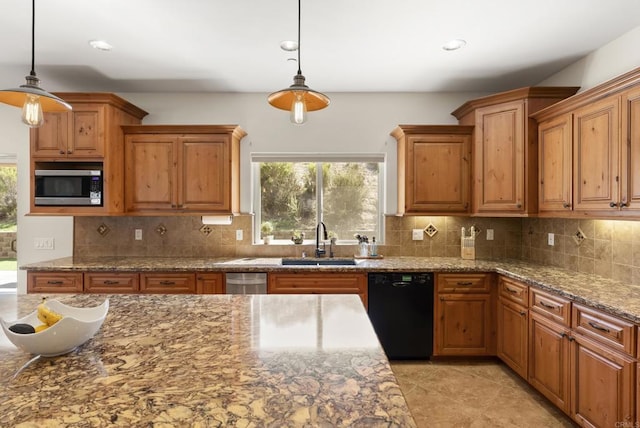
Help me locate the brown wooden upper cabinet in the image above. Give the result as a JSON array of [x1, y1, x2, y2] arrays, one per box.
[[29, 93, 148, 215], [391, 125, 473, 214], [533, 67, 640, 217], [452, 87, 579, 216], [123, 125, 246, 214]]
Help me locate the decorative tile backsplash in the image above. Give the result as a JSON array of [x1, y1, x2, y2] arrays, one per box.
[[74, 215, 640, 284]]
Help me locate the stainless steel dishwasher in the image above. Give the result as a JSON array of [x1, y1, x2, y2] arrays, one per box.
[[225, 273, 267, 294]]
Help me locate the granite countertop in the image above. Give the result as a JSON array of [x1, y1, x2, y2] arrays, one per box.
[[0, 293, 415, 427], [22, 256, 640, 324]]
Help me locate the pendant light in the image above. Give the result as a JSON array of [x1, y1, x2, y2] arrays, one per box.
[[0, 0, 71, 127], [268, 0, 329, 124]]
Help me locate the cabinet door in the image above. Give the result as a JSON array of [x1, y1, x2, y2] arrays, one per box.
[[573, 96, 620, 211], [67, 103, 105, 158], [435, 293, 492, 355], [539, 113, 573, 212], [405, 133, 470, 213], [125, 135, 177, 211], [197, 273, 224, 294], [179, 135, 230, 211], [571, 334, 636, 427], [268, 272, 367, 308], [528, 311, 571, 413], [27, 272, 83, 293], [474, 100, 525, 213], [497, 298, 528, 379], [84, 272, 139, 293], [140, 273, 196, 294], [621, 86, 640, 211], [31, 112, 69, 157]]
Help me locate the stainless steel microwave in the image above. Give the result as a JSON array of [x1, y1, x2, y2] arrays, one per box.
[[34, 170, 103, 206]]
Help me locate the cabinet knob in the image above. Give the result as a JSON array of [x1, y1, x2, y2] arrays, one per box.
[[562, 202, 571, 209], [516, 203, 522, 209], [620, 202, 629, 208], [67, 150, 73, 154], [59, 150, 65, 154], [610, 202, 618, 208]]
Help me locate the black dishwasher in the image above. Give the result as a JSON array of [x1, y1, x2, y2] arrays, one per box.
[[367, 272, 434, 359]]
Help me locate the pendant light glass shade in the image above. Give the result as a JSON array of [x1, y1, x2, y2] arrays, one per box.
[[268, 0, 329, 124], [0, 0, 72, 127]]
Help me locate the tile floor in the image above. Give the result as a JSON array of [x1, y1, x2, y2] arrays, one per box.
[[390, 359, 577, 427]]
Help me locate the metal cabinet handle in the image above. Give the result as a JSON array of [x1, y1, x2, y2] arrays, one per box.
[[610, 202, 618, 208], [516, 203, 522, 208], [59, 150, 65, 155], [539, 301, 558, 310], [519, 311, 526, 316], [562, 202, 571, 209], [505, 287, 519, 294], [588, 321, 610, 333], [47, 280, 63, 285], [159, 281, 176, 286], [67, 150, 73, 154], [456, 281, 473, 286], [620, 202, 629, 208], [103, 280, 119, 285]]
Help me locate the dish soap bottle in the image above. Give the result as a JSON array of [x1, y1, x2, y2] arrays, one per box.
[[369, 236, 378, 257]]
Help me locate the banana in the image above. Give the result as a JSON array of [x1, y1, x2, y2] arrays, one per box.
[[37, 298, 63, 327], [35, 324, 49, 333]]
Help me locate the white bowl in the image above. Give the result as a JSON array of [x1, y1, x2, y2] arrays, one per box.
[[0, 299, 109, 357]]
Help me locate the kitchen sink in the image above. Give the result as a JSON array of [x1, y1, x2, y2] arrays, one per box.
[[281, 258, 359, 266]]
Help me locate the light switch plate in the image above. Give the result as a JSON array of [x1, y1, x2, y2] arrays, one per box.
[[548, 233, 555, 246], [34, 237, 54, 250], [412, 229, 424, 240], [135, 229, 143, 240], [236, 230, 243, 241], [486, 229, 494, 240]]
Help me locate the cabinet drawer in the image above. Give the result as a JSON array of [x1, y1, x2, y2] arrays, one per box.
[[436, 273, 491, 293], [27, 272, 83, 293], [572, 303, 636, 357], [529, 288, 571, 326], [268, 273, 366, 293], [84, 272, 139, 293], [499, 276, 529, 306], [140, 273, 196, 294]]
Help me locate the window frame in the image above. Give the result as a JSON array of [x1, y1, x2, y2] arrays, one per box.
[[251, 153, 386, 245]]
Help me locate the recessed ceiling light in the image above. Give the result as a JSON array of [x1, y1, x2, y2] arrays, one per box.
[[442, 39, 466, 51], [89, 40, 113, 51], [280, 40, 298, 52]]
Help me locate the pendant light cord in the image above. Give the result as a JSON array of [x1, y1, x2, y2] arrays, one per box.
[[297, 0, 302, 75], [30, 0, 36, 77]]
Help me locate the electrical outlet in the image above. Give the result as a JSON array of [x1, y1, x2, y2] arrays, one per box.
[[34, 237, 54, 250], [236, 230, 243, 241], [486, 229, 494, 240], [548, 233, 555, 246], [412, 229, 424, 240], [135, 229, 143, 240]]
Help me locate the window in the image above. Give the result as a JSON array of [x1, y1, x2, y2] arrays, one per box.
[[252, 154, 384, 244]]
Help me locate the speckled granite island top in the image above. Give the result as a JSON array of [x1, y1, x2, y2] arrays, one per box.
[[22, 256, 640, 324], [0, 294, 415, 427]]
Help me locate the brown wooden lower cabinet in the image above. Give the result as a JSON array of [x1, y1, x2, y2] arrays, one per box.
[[571, 332, 635, 427], [497, 297, 528, 379], [434, 273, 494, 356], [140, 272, 196, 294], [528, 310, 571, 413], [267, 272, 368, 308], [84, 272, 139, 293], [197, 273, 224, 294], [27, 272, 83, 293]]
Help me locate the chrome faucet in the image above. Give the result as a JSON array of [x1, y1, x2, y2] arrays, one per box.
[[315, 222, 328, 257]]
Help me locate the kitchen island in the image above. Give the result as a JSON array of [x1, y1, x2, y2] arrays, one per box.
[[0, 293, 415, 427]]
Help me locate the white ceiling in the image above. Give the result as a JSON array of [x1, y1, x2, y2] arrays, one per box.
[[1, 0, 640, 94]]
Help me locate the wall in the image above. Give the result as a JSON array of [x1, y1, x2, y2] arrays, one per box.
[[74, 214, 523, 261], [538, 26, 640, 92]]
